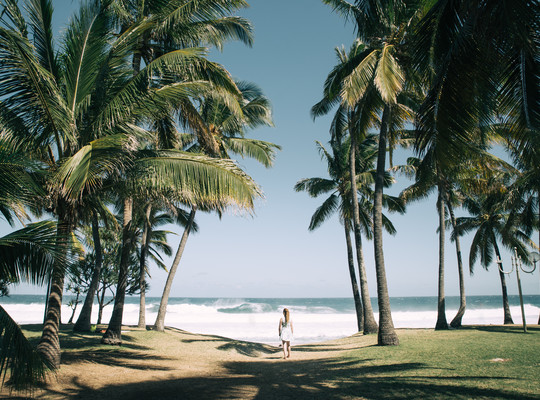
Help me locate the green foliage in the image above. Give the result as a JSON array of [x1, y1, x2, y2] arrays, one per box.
[[0, 307, 54, 392]]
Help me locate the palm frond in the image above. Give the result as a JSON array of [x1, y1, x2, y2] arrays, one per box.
[[224, 138, 280, 168], [135, 150, 262, 211], [0, 221, 62, 285], [0, 306, 54, 391], [308, 193, 340, 231]]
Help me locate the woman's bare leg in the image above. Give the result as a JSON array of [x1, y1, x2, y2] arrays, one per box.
[[286, 341, 291, 358], [282, 340, 287, 359]]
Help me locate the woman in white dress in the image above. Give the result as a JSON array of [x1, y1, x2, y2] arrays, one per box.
[[278, 308, 293, 359]]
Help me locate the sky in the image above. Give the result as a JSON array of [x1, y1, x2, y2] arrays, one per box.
[[7, 0, 540, 299]]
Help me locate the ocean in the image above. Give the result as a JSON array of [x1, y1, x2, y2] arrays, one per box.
[[2, 295, 539, 344]]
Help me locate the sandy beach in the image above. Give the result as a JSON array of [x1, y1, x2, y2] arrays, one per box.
[[2, 324, 539, 400], [4, 326, 375, 400]]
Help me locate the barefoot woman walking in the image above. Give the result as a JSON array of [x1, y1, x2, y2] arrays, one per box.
[[278, 308, 293, 359]]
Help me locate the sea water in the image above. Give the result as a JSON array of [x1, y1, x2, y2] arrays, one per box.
[[2, 295, 539, 344]]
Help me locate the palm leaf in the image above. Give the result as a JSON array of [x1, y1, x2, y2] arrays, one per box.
[[0, 306, 54, 391], [374, 43, 404, 104], [224, 138, 280, 168], [0, 221, 62, 285], [135, 150, 262, 211]]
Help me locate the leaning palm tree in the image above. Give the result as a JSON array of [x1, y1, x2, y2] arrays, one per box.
[[295, 136, 402, 333], [132, 203, 180, 328], [153, 81, 277, 331]]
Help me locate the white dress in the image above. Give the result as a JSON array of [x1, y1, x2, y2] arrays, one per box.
[[280, 319, 293, 342]]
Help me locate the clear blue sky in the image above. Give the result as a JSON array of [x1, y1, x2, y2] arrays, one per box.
[[9, 0, 540, 299]]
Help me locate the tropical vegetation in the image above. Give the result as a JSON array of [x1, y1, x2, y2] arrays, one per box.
[[0, 0, 538, 392]]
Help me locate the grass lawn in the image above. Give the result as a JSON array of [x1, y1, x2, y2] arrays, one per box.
[[2, 324, 539, 399]]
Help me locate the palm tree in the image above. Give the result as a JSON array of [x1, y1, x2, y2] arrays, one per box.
[[0, 138, 61, 389], [132, 203, 177, 328], [154, 81, 277, 331], [318, 0, 422, 344], [295, 136, 402, 333], [73, 202, 116, 332], [453, 175, 532, 324]]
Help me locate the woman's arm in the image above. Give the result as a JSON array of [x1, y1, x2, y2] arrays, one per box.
[[278, 318, 283, 335], [291, 321, 293, 334]]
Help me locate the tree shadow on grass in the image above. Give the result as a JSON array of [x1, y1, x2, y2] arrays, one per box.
[[462, 325, 540, 335], [23, 355, 538, 400]]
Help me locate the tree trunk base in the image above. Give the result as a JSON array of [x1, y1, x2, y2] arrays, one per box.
[[377, 330, 399, 346], [73, 320, 91, 333], [101, 329, 122, 345], [449, 318, 462, 328], [450, 306, 465, 328], [503, 318, 514, 325], [435, 320, 449, 330], [363, 319, 378, 335]]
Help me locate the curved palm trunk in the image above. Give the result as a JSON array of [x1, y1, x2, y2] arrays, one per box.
[[493, 240, 514, 324], [74, 212, 103, 332], [448, 202, 466, 328], [102, 197, 134, 345], [97, 284, 105, 325], [37, 206, 72, 368], [355, 232, 378, 334], [344, 220, 363, 331], [373, 105, 398, 346], [137, 204, 152, 329], [154, 207, 196, 331], [349, 126, 378, 334], [435, 186, 449, 330]]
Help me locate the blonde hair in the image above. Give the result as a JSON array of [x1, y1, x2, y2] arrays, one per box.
[[283, 308, 290, 324]]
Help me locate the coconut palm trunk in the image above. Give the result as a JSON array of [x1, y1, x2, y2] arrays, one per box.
[[37, 206, 72, 368], [102, 197, 134, 345], [344, 220, 363, 331], [435, 186, 449, 330], [373, 106, 398, 346], [137, 204, 152, 328], [493, 239, 514, 324], [349, 125, 378, 334], [154, 207, 196, 331], [448, 202, 466, 328], [74, 212, 103, 332]]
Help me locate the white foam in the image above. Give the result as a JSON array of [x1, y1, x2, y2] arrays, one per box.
[[4, 301, 539, 345]]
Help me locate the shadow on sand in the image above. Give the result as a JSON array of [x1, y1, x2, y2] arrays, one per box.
[[7, 325, 537, 400], [12, 355, 537, 400]]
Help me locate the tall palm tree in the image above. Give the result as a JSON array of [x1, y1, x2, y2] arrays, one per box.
[[73, 200, 117, 332], [453, 175, 531, 324], [132, 203, 178, 328], [312, 45, 383, 334], [154, 81, 277, 331], [295, 136, 402, 333], [318, 0, 421, 344]]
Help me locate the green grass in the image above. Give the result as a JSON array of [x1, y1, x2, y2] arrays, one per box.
[[12, 324, 540, 400], [331, 326, 540, 399]]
